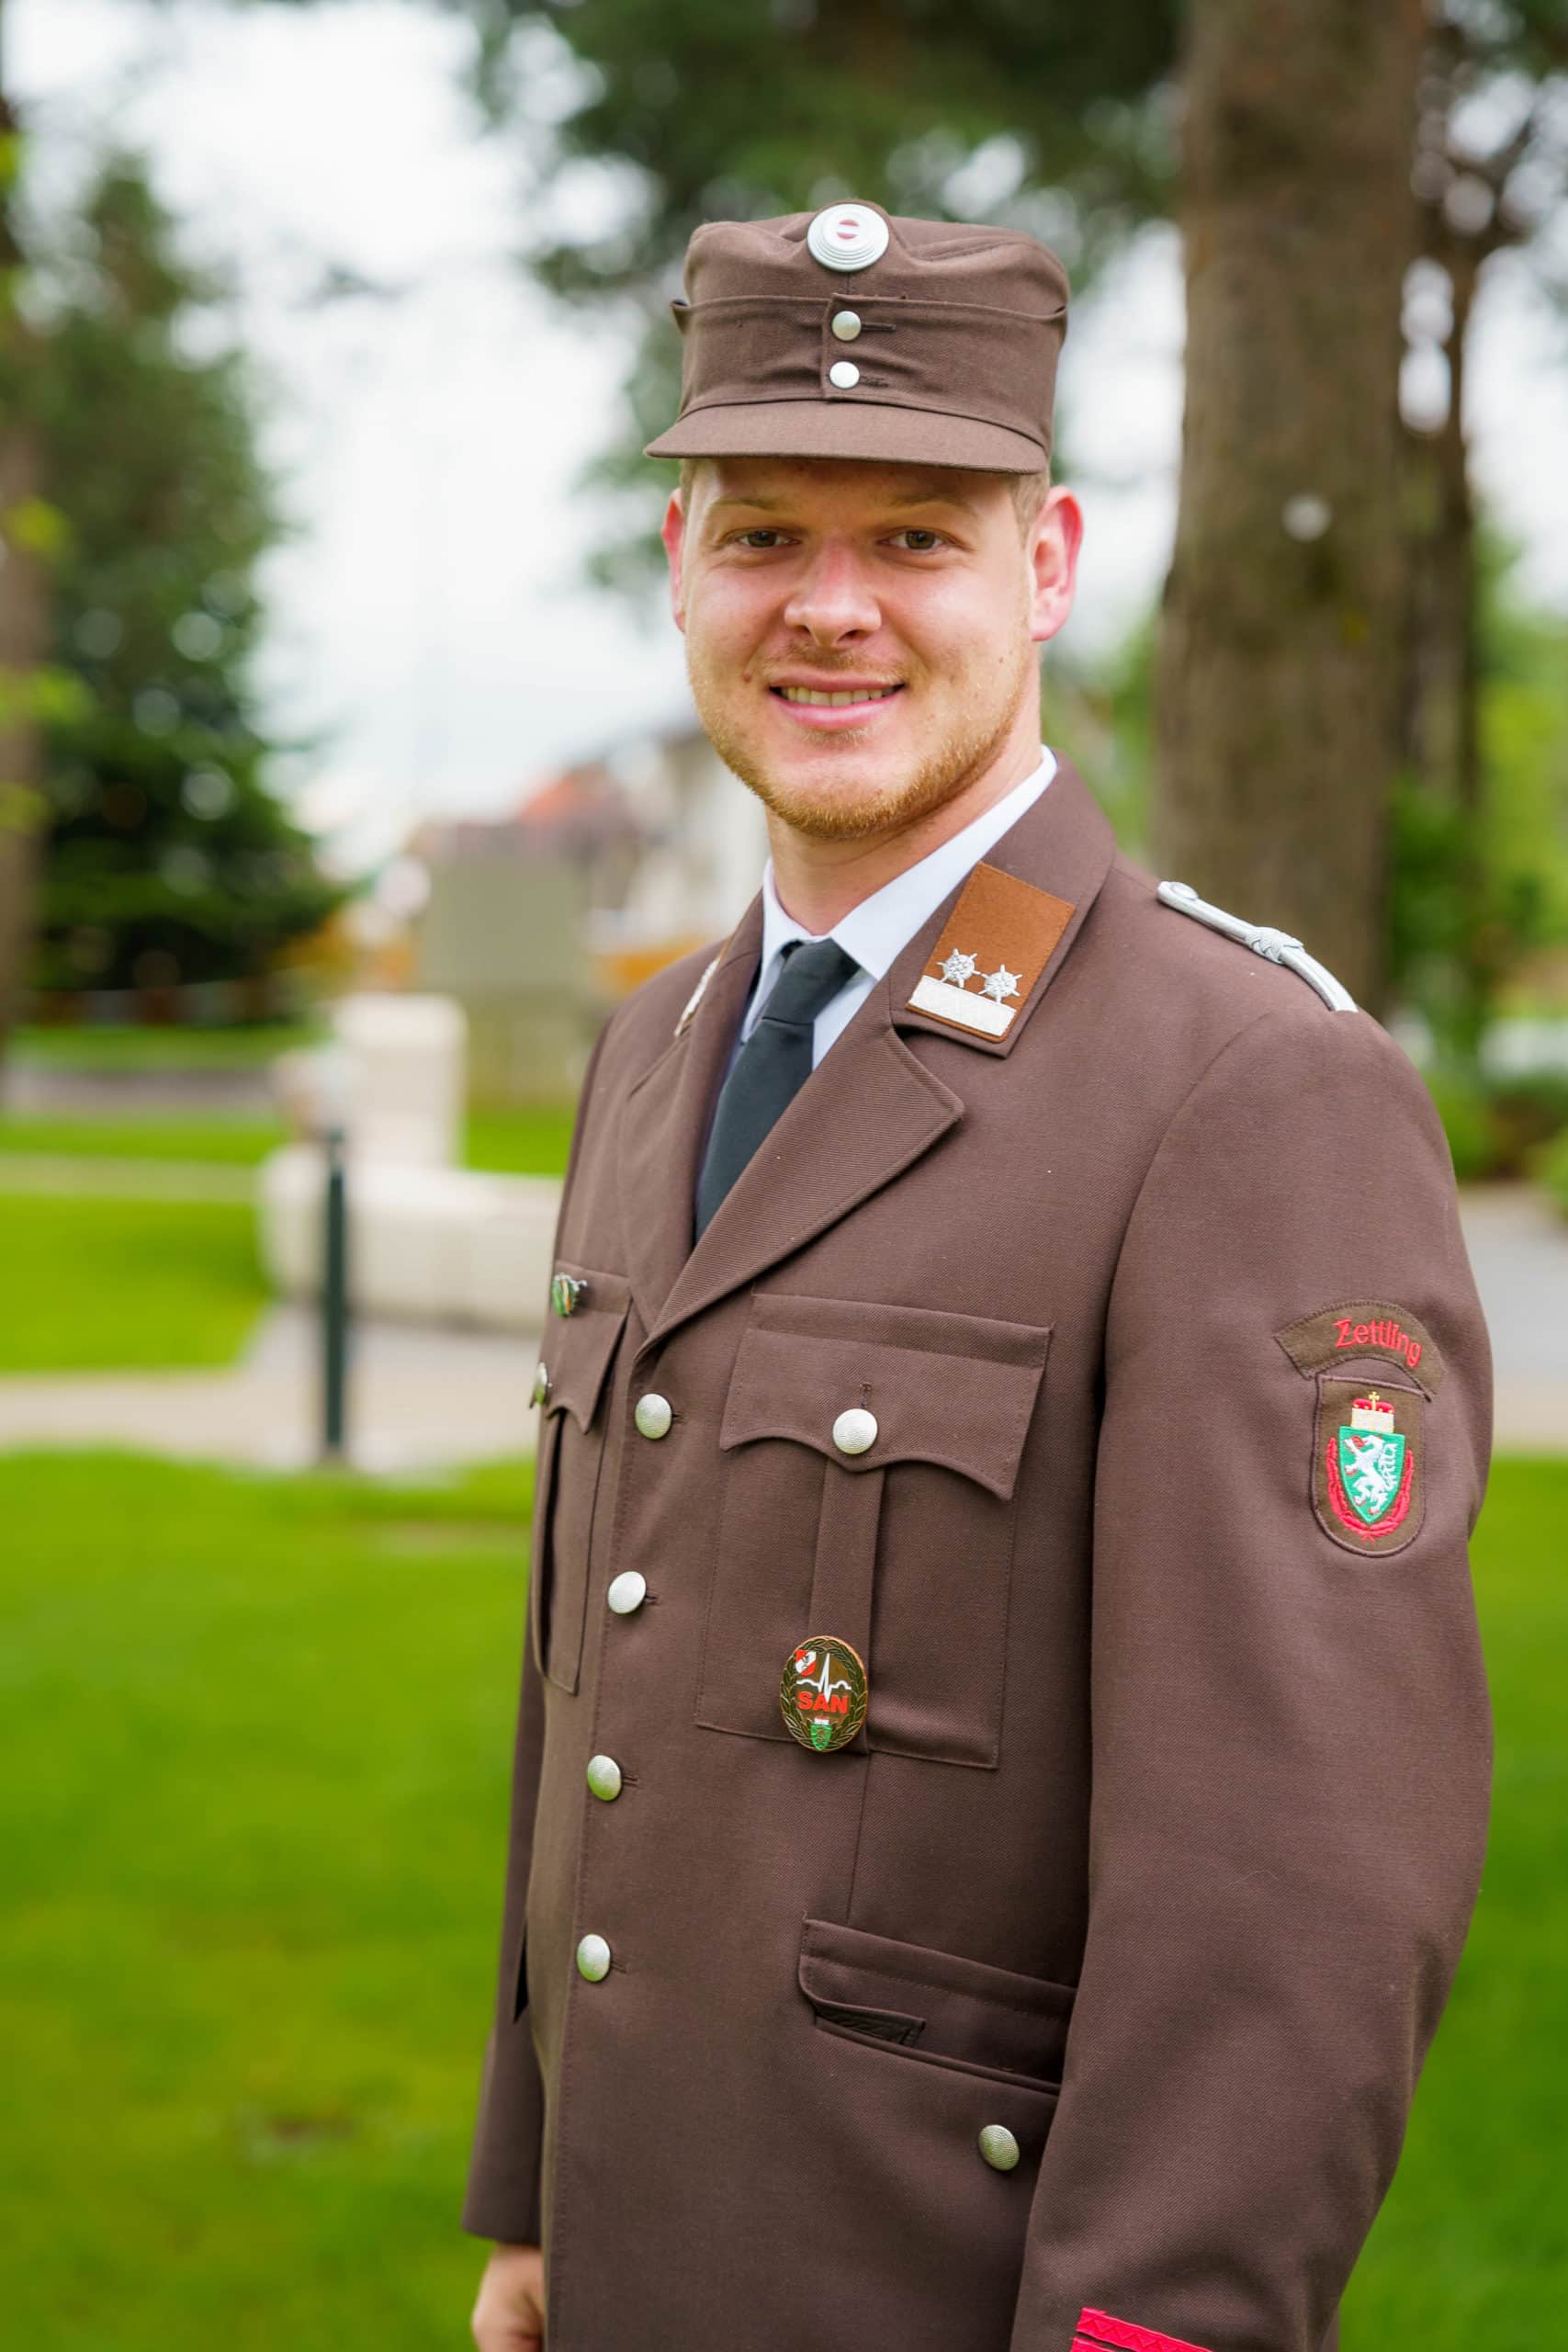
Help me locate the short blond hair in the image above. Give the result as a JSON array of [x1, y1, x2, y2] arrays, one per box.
[[677, 457, 1050, 536]]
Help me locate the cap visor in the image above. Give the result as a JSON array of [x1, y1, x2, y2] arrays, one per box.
[[644, 399, 1047, 474]]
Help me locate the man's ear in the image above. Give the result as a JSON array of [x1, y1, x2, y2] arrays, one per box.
[[660, 491, 688, 634], [1028, 485, 1083, 649]]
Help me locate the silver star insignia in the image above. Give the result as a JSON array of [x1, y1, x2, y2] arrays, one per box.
[[980, 963, 1021, 1003], [939, 948, 978, 988]]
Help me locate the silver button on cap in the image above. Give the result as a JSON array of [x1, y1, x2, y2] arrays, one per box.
[[607, 1570, 648, 1615], [832, 1406, 877, 1455], [576, 1932, 612, 1982], [978, 2123, 1021, 2171], [828, 359, 860, 390], [635, 1392, 672, 1440], [531, 1361, 550, 1407], [586, 1754, 624, 1802], [831, 310, 862, 341]]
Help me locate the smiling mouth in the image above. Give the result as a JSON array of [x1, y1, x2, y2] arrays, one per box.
[[770, 684, 904, 707]]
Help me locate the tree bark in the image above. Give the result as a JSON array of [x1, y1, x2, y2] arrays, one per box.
[[1151, 0, 1425, 1013]]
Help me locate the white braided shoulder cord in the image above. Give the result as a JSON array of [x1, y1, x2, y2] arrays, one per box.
[[1156, 881, 1357, 1014]]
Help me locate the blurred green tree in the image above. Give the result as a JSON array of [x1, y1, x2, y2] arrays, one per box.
[[1393, 531, 1568, 1069], [1397, 0, 1568, 1061], [0, 0, 66, 1062], [28, 154, 343, 1008]]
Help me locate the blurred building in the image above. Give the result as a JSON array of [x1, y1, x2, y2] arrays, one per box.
[[411, 722, 766, 1102]]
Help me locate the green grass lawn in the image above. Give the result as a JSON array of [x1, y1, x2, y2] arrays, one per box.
[[0, 1449, 1561, 2346], [0, 1113, 286, 1165], [12, 1021, 323, 1069], [1345, 1455, 1568, 2339], [0, 1102, 576, 1179], [0, 1196, 266, 1370], [1, 1451, 533, 2351]]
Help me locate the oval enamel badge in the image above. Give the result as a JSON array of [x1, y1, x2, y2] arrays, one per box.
[[780, 1634, 868, 1754]]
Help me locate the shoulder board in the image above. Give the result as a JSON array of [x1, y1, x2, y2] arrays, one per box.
[[1156, 880, 1357, 1012]]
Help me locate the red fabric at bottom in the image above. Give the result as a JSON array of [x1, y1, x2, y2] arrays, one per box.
[[1077, 2307, 1214, 2352]]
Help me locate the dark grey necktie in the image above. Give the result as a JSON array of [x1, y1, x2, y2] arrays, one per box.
[[694, 937, 860, 1239]]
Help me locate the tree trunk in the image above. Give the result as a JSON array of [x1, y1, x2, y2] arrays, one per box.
[[1151, 0, 1425, 1013]]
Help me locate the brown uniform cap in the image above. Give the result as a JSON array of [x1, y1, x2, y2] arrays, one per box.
[[644, 199, 1070, 475]]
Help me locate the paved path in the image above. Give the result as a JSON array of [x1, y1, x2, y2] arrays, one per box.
[[1457, 1185, 1568, 1453], [0, 1154, 255, 1204], [0, 1305, 542, 1473], [4, 1066, 274, 1116], [0, 1188, 1560, 1470]]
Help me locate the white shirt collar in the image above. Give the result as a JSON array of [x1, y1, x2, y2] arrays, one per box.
[[755, 745, 1057, 989]]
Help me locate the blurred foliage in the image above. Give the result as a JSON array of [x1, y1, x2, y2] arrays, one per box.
[[1540, 1122, 1568, 1217], [1424, 1068, 1568, 1185], [1391, 533, 1568, 1070], [1041, 615, 1155, 862], [26, 155, 344, 998]]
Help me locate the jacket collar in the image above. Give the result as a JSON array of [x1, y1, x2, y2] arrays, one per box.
[[615, 753, 1115, 1346]]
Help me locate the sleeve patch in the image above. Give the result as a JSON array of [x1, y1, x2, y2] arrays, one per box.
[[1311, 1375, 1426, 1556], [1275, 1299, 1444, 1396], [1076, 2309, 1214, 2352]]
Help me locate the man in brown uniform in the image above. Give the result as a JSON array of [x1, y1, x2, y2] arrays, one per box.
[[466, 202, 1492, 2352]]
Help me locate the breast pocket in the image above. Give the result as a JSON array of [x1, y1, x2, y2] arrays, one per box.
[[528, 1265, 630, 1694], [696, 1293, 1050, 1768]]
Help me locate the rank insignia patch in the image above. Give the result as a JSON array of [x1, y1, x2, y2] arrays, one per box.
[[906, 863, 1074, 1043], [780, 1634, 868, 1754], [1310, 1375, 1425, 1555]]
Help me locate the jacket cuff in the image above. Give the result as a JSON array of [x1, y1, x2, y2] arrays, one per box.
[[1072, 2311, 1213, 2352]]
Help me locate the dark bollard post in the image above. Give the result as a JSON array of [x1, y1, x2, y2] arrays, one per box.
[[321, 1121, 350, 1463]]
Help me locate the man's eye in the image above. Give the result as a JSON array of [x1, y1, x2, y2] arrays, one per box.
[[889, 528, 944, 552], [733, 528, 787, 549]]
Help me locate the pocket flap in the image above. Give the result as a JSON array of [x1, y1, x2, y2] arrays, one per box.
[[721, 1294, 1050, 1499], [536, 1266, 631, 1431], [799, 1916, 1073, 2082]]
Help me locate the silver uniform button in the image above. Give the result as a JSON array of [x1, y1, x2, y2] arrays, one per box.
[[531, 1361, 551, 1408], [806, 201, 891, 273], [978, 2123, 1021, 2171], [828, 359, 860, 390], [635, 1392, 673, 1440], [586, 1754, 624, 1802], [832, 1406, 877, 1455], [576, 1932, 612, 1982], [607, 1570, 648, 1615], [830, 310, 862, 341]]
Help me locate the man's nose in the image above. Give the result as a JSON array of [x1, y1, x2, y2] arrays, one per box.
[[781, 543, 880, 643]]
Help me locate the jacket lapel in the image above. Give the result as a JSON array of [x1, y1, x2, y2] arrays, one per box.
[[618, 752, 1117, 1349], [616, 902, 762, 1335]]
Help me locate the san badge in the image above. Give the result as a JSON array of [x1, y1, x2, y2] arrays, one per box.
[[781, 1634, 868, 1754]]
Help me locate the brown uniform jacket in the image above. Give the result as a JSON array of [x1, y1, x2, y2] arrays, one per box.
[[464, 758, 1492, 2352]]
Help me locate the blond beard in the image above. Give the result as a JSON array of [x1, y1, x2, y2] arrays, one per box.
[[688, 634, 1037, 845]]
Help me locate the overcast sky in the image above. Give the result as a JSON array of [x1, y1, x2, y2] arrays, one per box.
[[14, 0, 1568, 875]]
